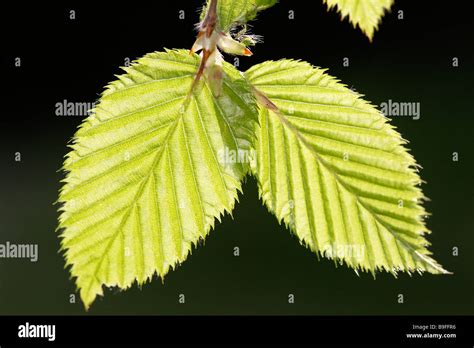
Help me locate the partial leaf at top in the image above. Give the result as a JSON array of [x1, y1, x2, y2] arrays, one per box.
[[323, 0, 394, 40], [58, 49, 258, 309], [246, 59, 449, 275], [201, 0, 278, 32]]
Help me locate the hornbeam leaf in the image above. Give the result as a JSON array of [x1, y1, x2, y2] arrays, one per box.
[[201, 0, 278, 32], [245, 59, 449, 275], [323, 0, 394, 40], [58, 49, 258, 309]]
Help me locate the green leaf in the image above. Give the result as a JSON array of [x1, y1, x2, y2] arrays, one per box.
[[323, 0, 394, 40], [245, 59, 449, 275], [58, 49, 258, 309], [201, 0, 278, 32]]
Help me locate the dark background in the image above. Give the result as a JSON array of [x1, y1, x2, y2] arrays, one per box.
[[1, 0, 473, 315]]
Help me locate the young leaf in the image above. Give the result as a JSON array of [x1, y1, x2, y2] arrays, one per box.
[[201, 0, 278, 32], [58, 49, 258, 309], [323, 0, 394, 40], [246, 59, 449, 275]]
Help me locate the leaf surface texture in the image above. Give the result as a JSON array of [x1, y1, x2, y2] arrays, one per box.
[[201, 0, 278, 32], [59, 49, 258, 308], [246, 59, 448, 275], [323, 0, 394, 40]]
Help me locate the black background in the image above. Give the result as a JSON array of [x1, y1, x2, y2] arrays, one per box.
[[1, 0, 473, 317]]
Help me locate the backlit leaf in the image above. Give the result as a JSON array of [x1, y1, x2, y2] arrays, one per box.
[[246, 59, 449, 275], [58, 49, 258, 309], [201, 0, 278, 32], [323, 0, 394, 40]]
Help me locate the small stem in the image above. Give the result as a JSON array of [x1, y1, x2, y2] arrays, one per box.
[[188, 0, 219, 97], [251, 86, 278, 112], [203, 0, 218, 36]]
